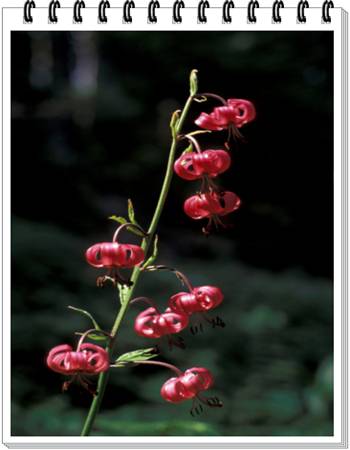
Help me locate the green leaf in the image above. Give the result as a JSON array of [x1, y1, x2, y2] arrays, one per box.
[[75, 332, 108, 343], [109, 214, 144, 237], [114, 348, 158, 367], [109, 215, 128, 225], [142, 235, 159, 269], [68, 306, 100, 330], [128, 227, 145, 238], [190, 69, 199, 96], [128, 199, 136, 223]]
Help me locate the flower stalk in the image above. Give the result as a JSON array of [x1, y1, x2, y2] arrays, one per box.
[[80, 70, 198, 436]]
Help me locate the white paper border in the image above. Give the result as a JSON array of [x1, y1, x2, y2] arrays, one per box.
[[0, 2, 347, 449]]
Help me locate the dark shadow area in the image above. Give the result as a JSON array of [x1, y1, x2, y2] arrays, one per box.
[[11, 31, 333, 436]]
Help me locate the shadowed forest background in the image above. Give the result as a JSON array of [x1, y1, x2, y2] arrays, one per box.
[[11, 31, 333, 436]]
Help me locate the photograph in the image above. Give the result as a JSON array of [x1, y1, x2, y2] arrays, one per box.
[[11, 30, 333, 437]]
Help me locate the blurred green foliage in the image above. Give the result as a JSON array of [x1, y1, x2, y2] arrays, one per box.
[[12, 218, 332, 436], [11, 31, 333, 436]]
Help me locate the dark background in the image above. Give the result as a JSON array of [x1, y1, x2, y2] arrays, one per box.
[[11, 31, 333, 436]]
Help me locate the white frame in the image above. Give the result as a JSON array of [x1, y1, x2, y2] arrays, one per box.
[[1, 2, 348, 448]]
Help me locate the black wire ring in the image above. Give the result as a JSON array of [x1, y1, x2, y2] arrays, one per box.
[[23, 0, 35, 23], [98, 0, 110, 23], [173, 0, 185, 23], [198, 0, 209, 23], [247, 0, 259, 23], [73, 0, 85, 23], [272, 0, 284, 23], [148, 0, 160, 23], [48, 0, 60, 23], [297, 0, 309, 23], [322, 0, 334, 23], [222, 0, 234, 23], [123, 0, 135, 22]]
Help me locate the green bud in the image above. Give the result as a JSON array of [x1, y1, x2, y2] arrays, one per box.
[[190, 69, 198, 96], [170, 110, 181, 138]]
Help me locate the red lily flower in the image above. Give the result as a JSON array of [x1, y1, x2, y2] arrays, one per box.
[[169, 286, 223, 315], [86, 242, 144, 269], [47, 343, 109, 375], [160, 367, 214, 404], [85, 222, 146, 286], [195, 98, 256, 131], [46, 342, 109, 394], [134, 306, 189, 339], [184, 191, 240, 233], [184, 191, 240, 220], [174, 149, 231, 181]]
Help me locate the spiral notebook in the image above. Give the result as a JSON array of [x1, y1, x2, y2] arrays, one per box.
[[2, 0, 349, 448]]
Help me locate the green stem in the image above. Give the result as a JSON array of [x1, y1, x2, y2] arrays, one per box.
[[80, 84, 195, 437]]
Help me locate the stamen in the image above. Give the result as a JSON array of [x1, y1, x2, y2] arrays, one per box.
[[190, 322, 204, 335], [196, 393, 223, 408], [171, 335, 186, 349], [96, 275, 117, 288], [77, 375, 97, 396], [202, 217, 213, 236], [115, 269, 133, 287], [212, 316, 226, 328], [190, 399, 204, 416], [207, 396, 224, 408], [62, 379, 73, 392]]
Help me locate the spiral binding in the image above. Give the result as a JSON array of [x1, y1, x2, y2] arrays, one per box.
[[48, 0, 60, 23], [123, 0, 135, 22], [173, 0, 185, 23], [222, 0, 234, 23], [23, 0, 35, 23], [297, 0, 309, 22], [22, 0, 336, 25], [147, 0, 160, 22], [247, 0, 259, 23], [322, 0, 334, 22], [98, 0, 110, 22], [272, 0, 284, 23], [73, 0, 85, 22], [197, 0, 209, 23]]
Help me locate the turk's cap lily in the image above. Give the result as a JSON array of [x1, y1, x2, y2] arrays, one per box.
[[195, 98, 256, 131]]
